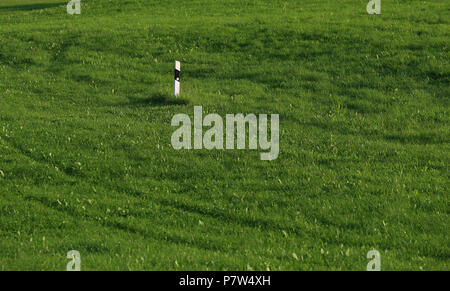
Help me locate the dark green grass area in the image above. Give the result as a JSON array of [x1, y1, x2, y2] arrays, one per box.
[[0, 0, 448, 270]]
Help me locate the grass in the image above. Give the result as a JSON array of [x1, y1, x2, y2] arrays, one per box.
[[0, 0, 448, 270]]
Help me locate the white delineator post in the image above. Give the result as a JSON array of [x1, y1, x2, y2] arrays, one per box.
[[174, 61, 180, 97]]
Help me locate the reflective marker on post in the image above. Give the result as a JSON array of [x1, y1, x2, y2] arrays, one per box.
[[174, 61, 180, 97]]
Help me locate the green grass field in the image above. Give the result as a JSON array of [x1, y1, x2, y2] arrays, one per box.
[[0, 0, 448, 270]]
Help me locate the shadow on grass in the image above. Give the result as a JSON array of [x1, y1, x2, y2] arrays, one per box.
[[0, 2, 66, 11], [124, 92, 189, 107]]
